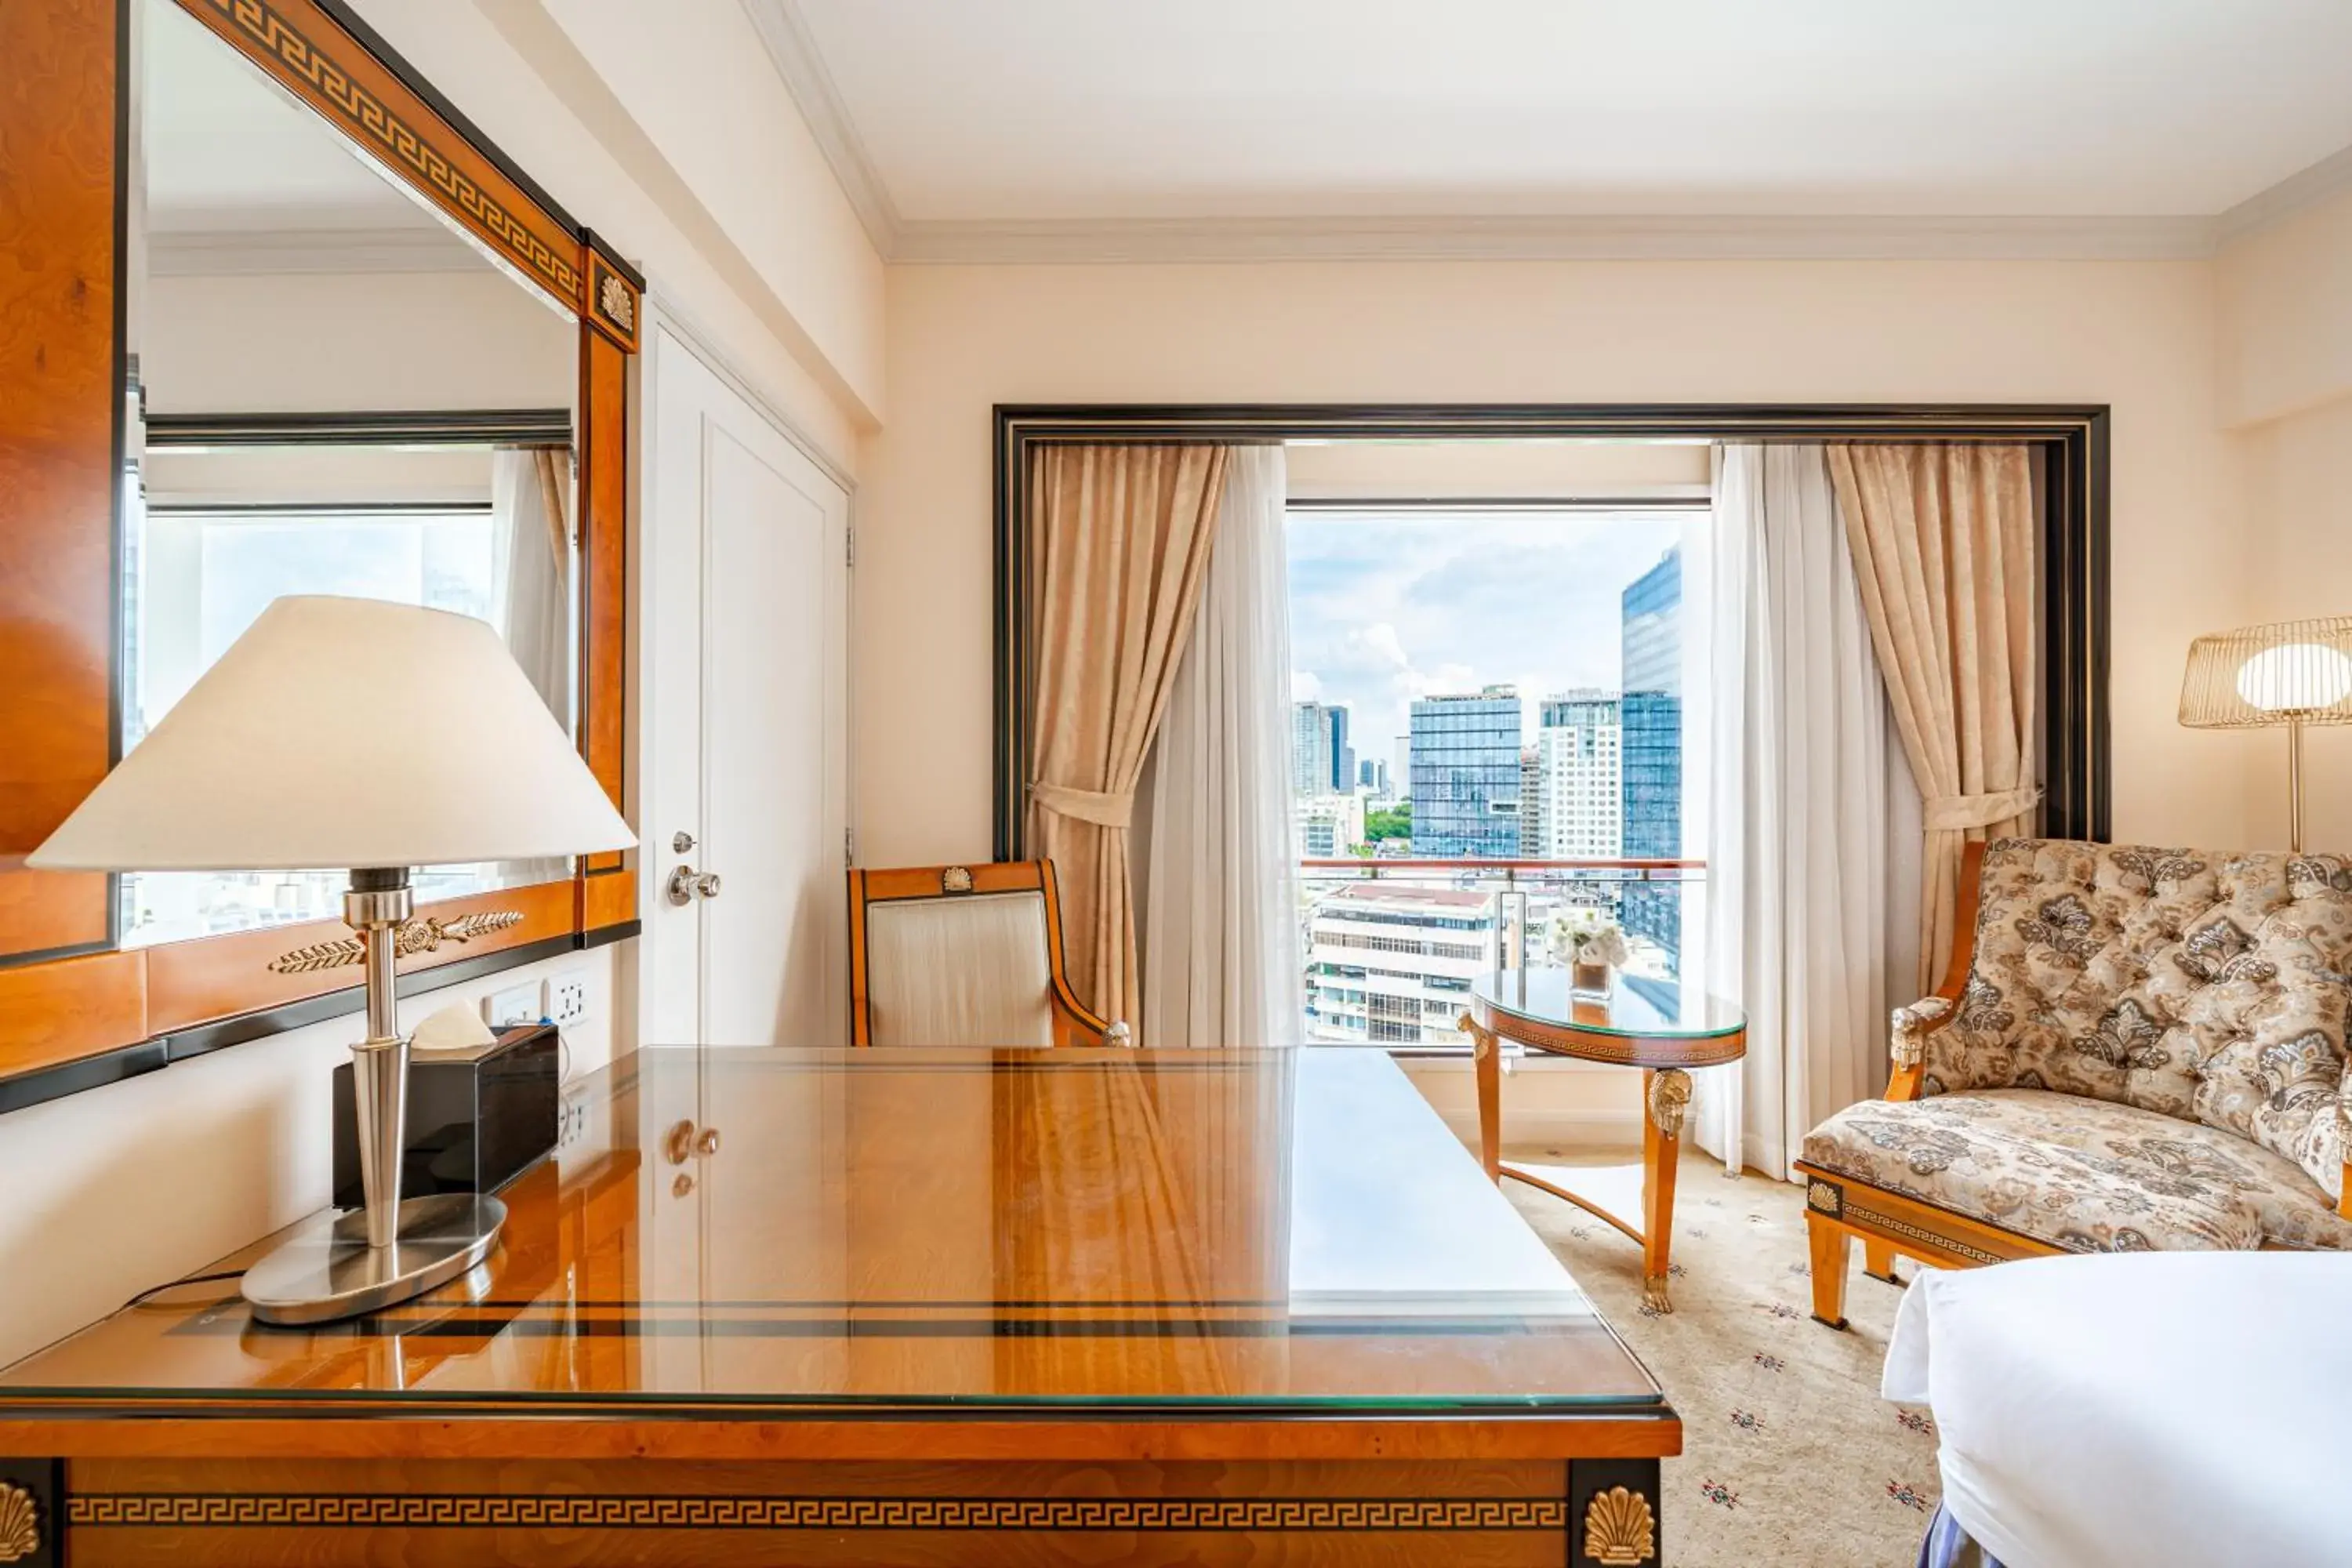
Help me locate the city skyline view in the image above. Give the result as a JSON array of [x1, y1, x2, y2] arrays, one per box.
[[1285, 509, 1685, 760]]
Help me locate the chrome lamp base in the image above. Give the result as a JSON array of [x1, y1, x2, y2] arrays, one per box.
[[240, 866, 506, 1327], [241, 1193, 506, 1326]]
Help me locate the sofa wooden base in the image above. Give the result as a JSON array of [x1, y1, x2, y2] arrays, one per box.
[[1795, 1166, 2064, 1329]]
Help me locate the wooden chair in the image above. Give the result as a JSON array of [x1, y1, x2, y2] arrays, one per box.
[[846, 861, 1131, 1048], [1796, 837, 2352, 1329]]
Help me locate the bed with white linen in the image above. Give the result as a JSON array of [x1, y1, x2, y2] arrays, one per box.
[[1882, 1251, 2352, 1568]]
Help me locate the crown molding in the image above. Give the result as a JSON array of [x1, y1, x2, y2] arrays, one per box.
[[147, 226, 486, 277], [891, 212, 2220, 265], [2216, 140, 2352, 239], [731, 2, 2344, 267], [735, 0, 901, 256]]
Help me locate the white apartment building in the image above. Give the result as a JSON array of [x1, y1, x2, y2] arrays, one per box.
[[1537, 717, 1622, 859], [1295, 793, 1367, 858], [1302, 885, 1498, 1046]]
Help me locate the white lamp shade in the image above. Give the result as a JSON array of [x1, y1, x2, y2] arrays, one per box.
[[28, 595, 635, 870], [2235, 642, 2352, 713]]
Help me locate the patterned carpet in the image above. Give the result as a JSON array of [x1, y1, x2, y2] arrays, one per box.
[[1501, 1152, 1939, 1568]]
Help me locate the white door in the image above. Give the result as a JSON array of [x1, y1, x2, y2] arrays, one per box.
[[645, 320, 849, 1048]]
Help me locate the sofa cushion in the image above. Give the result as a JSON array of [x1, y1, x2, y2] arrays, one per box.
[[1802, 1089, 2352, 1254], [1929, 840, 2352, 1196]]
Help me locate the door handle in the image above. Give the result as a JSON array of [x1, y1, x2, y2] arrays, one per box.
[[666, 866, 722, 905]]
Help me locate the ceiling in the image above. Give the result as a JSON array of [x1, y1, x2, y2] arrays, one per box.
[[777, 0, 2352, 254]]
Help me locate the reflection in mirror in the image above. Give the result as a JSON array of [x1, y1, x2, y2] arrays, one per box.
[[121, 0, 581, 949]]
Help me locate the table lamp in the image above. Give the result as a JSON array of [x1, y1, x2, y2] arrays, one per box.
[[28, 596, 634, 1323], [2179, 615, 2352, 852]]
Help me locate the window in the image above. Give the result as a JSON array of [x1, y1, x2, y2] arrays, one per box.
[[1289, 504, 1700, 1047]]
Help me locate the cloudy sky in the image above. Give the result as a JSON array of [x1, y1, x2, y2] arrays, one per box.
[[1286, 510, 1682, 775]]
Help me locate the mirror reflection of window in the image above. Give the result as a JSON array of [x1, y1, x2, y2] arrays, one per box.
[[122, 0, 583, 949]]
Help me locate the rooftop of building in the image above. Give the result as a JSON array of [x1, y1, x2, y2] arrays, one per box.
[[1317, 884, 1494, 910]]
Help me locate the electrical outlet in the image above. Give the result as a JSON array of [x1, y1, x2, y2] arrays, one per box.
[[482, 980, 543, 1028], [555, 1094, 591, 1150], [544, 969, 592, 1029]]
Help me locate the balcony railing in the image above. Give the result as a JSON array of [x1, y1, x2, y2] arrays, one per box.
[[1297, 857, 1707, 1049]]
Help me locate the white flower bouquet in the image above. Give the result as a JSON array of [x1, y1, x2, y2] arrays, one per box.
[[1549, 909, 1628, 996]]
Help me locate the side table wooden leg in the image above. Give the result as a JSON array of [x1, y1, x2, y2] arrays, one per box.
[[1464, 1014, 1501, 1183], [1640, 1069, 1691, 1312]]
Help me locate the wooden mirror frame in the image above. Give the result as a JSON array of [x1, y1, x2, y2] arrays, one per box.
[[0, 0, 643, 1112]]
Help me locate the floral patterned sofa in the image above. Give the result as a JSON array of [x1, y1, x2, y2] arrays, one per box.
[[1795, 837, 2352, 1328]]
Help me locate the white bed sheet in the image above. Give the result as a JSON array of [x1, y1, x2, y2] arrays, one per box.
[[1882, 1251, 2352, 1568]]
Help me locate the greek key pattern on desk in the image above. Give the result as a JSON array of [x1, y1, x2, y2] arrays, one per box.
[[71, 1494, 1570, 1532]]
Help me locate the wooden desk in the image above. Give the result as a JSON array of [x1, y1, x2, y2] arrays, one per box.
[[0, 1047, 1678, 1566]]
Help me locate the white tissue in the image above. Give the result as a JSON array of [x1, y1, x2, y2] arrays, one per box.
[[410, 1000, 497, 1054]]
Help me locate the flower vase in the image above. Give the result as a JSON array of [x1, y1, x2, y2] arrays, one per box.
[[1570, 959, 1615, 1000]]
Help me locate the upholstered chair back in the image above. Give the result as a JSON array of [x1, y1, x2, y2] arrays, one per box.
[[863, 890, 1058, 1048], [1928, 838, 2352, 1197]]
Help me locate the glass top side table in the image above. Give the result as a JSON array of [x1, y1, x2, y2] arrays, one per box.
[[1464, 971, 1748, 1313]]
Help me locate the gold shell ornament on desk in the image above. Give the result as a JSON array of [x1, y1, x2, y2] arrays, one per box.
[[0, 1482, 40, 1564], [1582, 1484, 1657, 1566]]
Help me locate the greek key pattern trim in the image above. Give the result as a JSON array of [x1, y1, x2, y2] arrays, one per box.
[[1806, 1174, 2010, 1265], [1842, 1203, 2007, 1266], [189, 0, 580, 304], [69, 1494, 1569, 1533]]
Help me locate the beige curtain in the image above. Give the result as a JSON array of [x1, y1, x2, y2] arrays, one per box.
[[1026, 444, 1230, 1031], [1828, 445, 2038, 993]]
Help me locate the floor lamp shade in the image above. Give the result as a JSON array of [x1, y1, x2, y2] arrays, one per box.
[[27, 594, 633, 872], [2179, 614, 2352, 853], [2179, 616, 2352, 729]]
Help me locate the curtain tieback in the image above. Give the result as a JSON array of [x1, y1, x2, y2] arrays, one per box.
[[1029, 781, 1134, 830], [1922, 785, 2042, 832]]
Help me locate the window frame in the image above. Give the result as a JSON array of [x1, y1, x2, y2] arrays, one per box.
[[993, 404, 2109, 862]]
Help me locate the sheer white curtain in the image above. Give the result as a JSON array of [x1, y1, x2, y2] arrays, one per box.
[[1694, 445, 1899, 1178], [1137, 445, 1303, 1047], [492, 446, 573, 714], [491, 445, 574, 884]]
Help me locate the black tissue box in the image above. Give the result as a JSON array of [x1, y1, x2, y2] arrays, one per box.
[[332, 1022, 560, 1210]]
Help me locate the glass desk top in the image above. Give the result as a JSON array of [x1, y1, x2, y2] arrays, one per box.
[[0, 1047, 1661, 1419], [1473, 971, 1746, 1043]]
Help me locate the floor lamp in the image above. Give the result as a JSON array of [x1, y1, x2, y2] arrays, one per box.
[[29, 596, 635, 1323], [2179, 615, 2352, 853]]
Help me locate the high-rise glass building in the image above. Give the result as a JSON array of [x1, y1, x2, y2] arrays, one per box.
[[1408, 687, 1522, 858], [1290, 701, 1353, 795], [1620, 549, 1682, 963]]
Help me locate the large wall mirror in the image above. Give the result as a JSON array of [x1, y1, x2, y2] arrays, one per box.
[[122, 0, 582, 946], [0, 0, 641, 1109]]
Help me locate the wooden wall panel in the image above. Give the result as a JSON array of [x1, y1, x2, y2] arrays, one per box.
[[578, 326, 628, 873], [0, 868, 109, 958], [0, 0, 119, 958], [583, 867, 636, 931], [0, 950, 145, 1079]]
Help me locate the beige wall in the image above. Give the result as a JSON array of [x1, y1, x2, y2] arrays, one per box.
[[858, 256, 2256, 864], [2230, 394, 2352, 851], [2216, 184, 2352, 851], [2218, 187, 2352, 427]]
